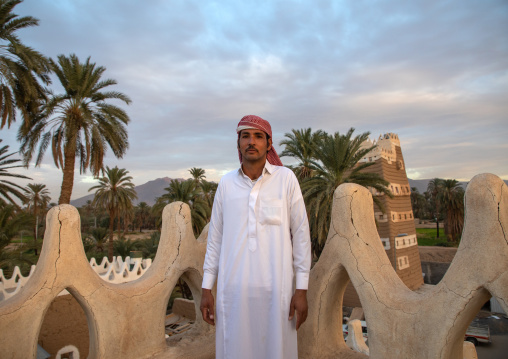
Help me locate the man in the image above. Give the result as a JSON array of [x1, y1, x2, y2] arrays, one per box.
[[200, 115, 312, 359]]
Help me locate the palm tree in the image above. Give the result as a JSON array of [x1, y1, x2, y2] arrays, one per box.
[[113, 236, 140, 258], [121, 205, 134, 234], [81, 199, 97, 230], [153, 179, 209, 236], [189, 167, 206, 187], [23, 183, 50, 254], [0, 202, 32, 275], [279, 128, 325, 180], [18, 54, 131, 204], [0, 138, 30, 204], [300, 128, 391, 257], [439, 179, 465, 242], [89, 166, 137, 261], [83, 226, 108, 255], [138, 231, 160, 259], [135, 201, 150, 232], [0, 201, 28, 248], [410, 187, 427, 220], [427, 178, 443, 238], [200, 179, 217, 217], [0, 0, 50, 129]]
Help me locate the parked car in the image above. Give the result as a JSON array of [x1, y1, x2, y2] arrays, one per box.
[[465, 320, 491, 346]]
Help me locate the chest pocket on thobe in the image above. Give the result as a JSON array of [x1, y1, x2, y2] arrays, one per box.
[[259, 199, 283, 225]]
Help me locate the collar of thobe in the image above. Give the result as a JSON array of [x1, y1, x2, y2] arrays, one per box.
[[238, 160, 274, 180]]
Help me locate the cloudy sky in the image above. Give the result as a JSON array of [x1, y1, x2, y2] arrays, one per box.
[[2, 0, 507, 203]]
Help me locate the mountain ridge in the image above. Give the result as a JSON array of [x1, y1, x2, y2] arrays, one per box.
[[70, 177, 182, 207], [70, 176, 508, 208]]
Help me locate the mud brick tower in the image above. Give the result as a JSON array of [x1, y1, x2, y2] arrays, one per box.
[[343, 133, 424, 307]]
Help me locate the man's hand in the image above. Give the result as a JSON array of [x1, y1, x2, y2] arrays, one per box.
[[288, 289, 308, 330], [200, 288, 215, 325]]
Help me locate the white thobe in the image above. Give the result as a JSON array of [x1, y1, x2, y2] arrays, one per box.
[[202, 161, 311, 359]]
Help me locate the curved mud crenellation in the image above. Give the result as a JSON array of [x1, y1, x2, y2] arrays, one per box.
[[0, 173, 506, 359]]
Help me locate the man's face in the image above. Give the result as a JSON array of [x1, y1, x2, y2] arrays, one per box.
[[238, 129, 272, 163]]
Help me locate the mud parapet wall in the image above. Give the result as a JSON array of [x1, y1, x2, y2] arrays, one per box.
[[0, 173, 506, 359], [38, 294, 89, 358]]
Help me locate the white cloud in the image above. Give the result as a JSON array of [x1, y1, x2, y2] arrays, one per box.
[[0, 0, 505, 205]]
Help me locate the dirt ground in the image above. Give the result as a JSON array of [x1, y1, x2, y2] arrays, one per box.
[[148, 331, 215, 359], [118, 230, 157, 241], [418, 246, 457, 263], [415, 221, 444, 229]]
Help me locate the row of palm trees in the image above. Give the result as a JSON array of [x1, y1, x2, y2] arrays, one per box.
[[0, 0, 131, 207], [0, 182, 53, 275], [0, 137, 52, 256], [279, 128, 392, 258], [152, 167, 217, 237], [0, 202, 32, 275], [0, 1, 466, 267], [89, 166, 137, 259], [280, 129, 468, 252], [82, 166, 217, 260], [411, 178, 465, 242], [0, 164, 218, 272]]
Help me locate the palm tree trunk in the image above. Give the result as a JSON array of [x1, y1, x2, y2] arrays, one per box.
[[435, 203, 440, 239], [58, 146, 76, 204], [33, 198, 38, 255], [123, 216, 128, 235], [178, 279, 187, 300], [445, 211, 453, 242], [108, 208, 116, 261], [117, 212, 121, 235]]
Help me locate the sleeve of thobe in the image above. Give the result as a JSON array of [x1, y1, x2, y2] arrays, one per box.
[[202, 180, 224, 289], [288, 173, 312, 290]]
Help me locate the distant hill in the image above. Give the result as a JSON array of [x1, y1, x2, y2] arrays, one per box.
[[71, 176, 508, 208], [70, 177, 182, 208]]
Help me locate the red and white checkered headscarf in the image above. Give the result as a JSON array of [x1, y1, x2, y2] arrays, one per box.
[[236, 115, 283, 166]]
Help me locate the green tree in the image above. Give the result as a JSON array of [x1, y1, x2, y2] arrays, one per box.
[[0, 202, 32, 275], [113, 236, 140, 258], [80, 199, 97, 231], [137, 231, 160, 259], [439, 179, 464, 242], [299, 128, 391, 257], [135, 201, 150, 232], [153, 179, 209, 236], [89, 166, 137, 261], [200, 179, 217, 216], [121, 205, 135, 234], [427, 178, 443, 238], [0, 0, 50, 129], [18, 54, 131, 204], [410, 187, 427, 220], [189, 167, 206, 184], [279, 128, 325, 180], [83, 226, 108, 255], [23, 182, 50, 254], [0, 138, 30, 204]]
